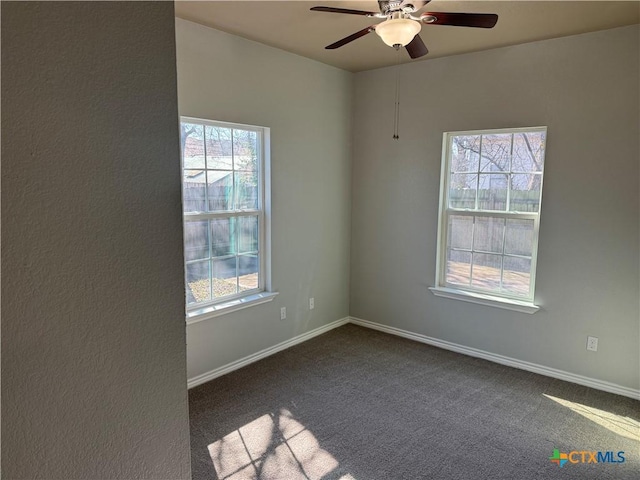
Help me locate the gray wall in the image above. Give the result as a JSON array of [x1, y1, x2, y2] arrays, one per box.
[[2, 3, 191, 479], [176, 19, 353, 381], [351, 25, 640, 390]]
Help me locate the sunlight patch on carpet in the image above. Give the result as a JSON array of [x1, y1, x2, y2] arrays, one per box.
[[208, 408, 342, 480], [544, 394, 640, 442]]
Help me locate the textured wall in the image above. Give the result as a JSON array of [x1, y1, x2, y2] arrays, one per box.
[[176, 19, 353, 381], [1, 3, 191, 478], [351, 26, 640, 390]]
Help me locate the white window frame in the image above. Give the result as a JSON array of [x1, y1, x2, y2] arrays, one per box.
[[180, 116, 276, 324], [430, 126, 547, 314]]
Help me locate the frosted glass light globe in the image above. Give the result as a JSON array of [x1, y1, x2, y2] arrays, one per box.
[[375, 18, 421, 47]]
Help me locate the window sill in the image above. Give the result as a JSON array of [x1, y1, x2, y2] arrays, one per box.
[[186, 291, 279, 325], [429, 287, 539, 314]]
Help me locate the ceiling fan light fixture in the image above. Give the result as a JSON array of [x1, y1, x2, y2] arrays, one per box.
[[375, 18, 421, 47]]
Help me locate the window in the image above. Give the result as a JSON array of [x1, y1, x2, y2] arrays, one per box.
[[431, 127, 547, 313], [180, 117, 274, 321]]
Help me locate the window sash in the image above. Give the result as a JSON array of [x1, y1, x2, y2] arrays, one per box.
[[439, 210, 540, 301], [184, 210, 261, 221], [436, 127, 546, 303]]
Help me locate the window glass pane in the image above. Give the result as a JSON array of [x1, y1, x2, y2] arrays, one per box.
[[205, 126, 233, 170], [473, 217, 504, 253], [449, 173, 477, 209], [505, 219, 534, 256], [207, 171, 233, 211], [183, 170, 206, 212], [181, 119, 268, 308], [184, 221, 209, 261], [181, 123, 205, 169], [471, 253, 502, 291], [446, 250, 471, 286], [186, 261, 210, 305], [235, 172, 258, 210], [448, 215, 473, 250], [510, 173, 542, 212], [238, 216, 259, 254], [503, 256, 531, 296], [440, 128, 545, 301], [478, 174, 507, 211], [211, 218, 236, 258], [212, 257, 238, 298], [238, 254, 259, 293], [480, 134, 511, 172], [512, 132, 545, 172], [233, 129, 258, 172], [450, 135, 480, 172]]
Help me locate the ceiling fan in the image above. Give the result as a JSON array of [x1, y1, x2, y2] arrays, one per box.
[[311, 1, 498, 59]]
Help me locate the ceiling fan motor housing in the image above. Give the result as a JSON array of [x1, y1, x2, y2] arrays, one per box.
[[379, 0, 422, 15]]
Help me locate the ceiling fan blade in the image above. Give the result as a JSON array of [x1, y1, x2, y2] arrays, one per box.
[[310, 6, 377, 16], [405, 35, 429, 59], [421, 12, 498, 28], [326, 26, 375, 49]]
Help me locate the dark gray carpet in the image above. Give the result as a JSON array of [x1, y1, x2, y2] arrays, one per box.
[[189, 324, 639, 480]]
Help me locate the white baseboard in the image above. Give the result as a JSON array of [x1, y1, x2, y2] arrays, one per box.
[[187, 317, 349, 389], [349, 316, 640, 401], [187, 315, 639, 400]]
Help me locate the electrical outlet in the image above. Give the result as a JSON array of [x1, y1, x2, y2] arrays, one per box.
[[309, 297, 314, 310], [280, 307, 287, 320], [586, 336, 598, 352]]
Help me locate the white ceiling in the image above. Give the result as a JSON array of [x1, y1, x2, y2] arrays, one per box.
[[175, 1, 640, 72]]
